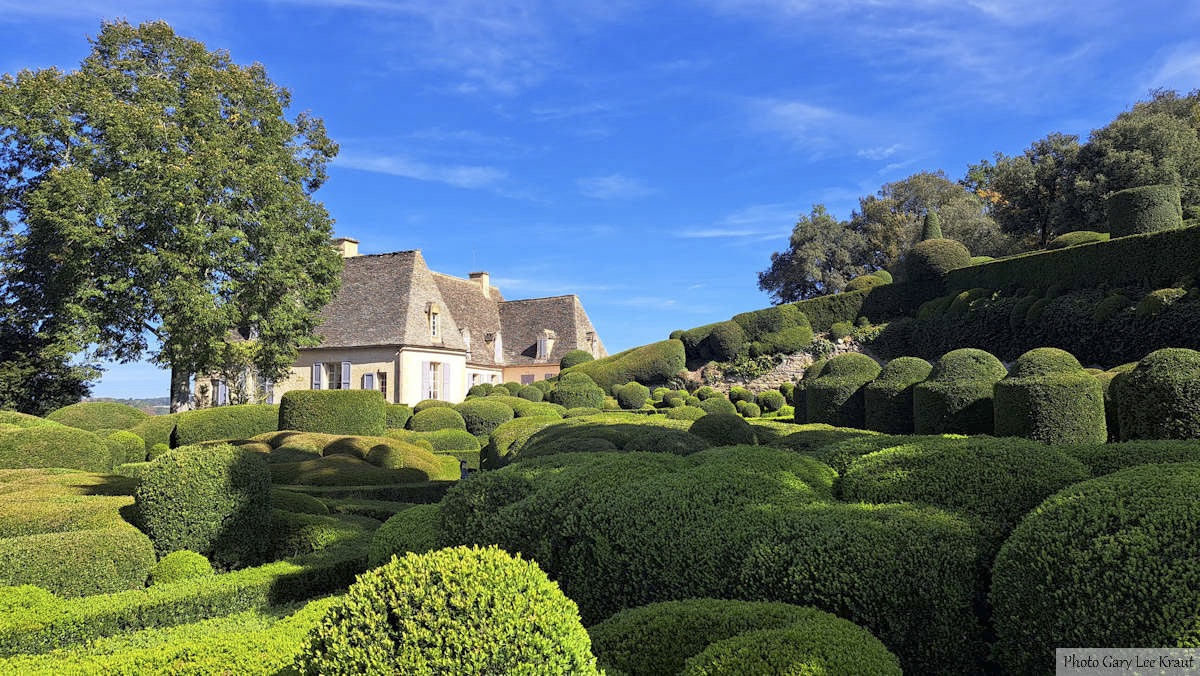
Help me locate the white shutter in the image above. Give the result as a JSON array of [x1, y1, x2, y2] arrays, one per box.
[[262, 378, 274, 405], [421, 361, 431, 399], [312, 363, 323, 390], [217, 381, 229, 406], [442, 363, 452, 401], [341, 361, 351, 390], [363, 373, 375, 391]]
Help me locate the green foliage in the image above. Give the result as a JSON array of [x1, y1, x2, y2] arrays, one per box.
[[278, 391, 385, 437], [913, 348, 1007, 434], [128, 414, 180, 449], [45, 401, 147, 432], [0, 411, 62, 429], [564, 407, 602, 418], [499, 382, 522, 395], [713, 353, 781, 380], [297, 545, 599, 675], [1093, 291, 1132, 321], [845, 273, 885, 291], [484, 416, 562, 467], [790, 357, 827, 424], [614, 382, 651, 410], [920, 210, 943, 240], [805, 353, 882, 428], [563, 340, 687, 391], [268, 509, 372, 559], [0, 426, 110, 472], [755, 390, 786, 412], [135, 444, 272, 567], [666, 406, 706, 421], [689, 414, 755, 446], [788, 280, 941, 333], [735, 401, 761, 418], [732, 304, 815, 356], [466, 383, 493, 397], [367, 504, 441, 567], [863, 357, 931, 434], [272, 488, 329, 515], [1106, 183, 1183, 237], [993, 347, 1107, 443], [1059, 439, 1200, 476], [413, 399, 454, 412], [678, 624, 901, 676], [589, 599, 900, 676], [1046, 230, 1110, 249], [991, 464, 1200, 674], [1112, 347, 1200, 439], [98, 428, 146, 465], [409, 429, 480, 453], [0, 528, 156, 598], [873, 269, 894, 283], [560, 349, 595, 370], [272, 453, 458, 486], [407, 406, 467, 432], [757, 204, 869, 303], [148, 550, 214, 586], [1134, 287, 1187, 316], [904, 238, 972, 281], [171, 404, 279, 446], [550, 372, 606, 410], [705, 321, 746, 361], [829, 320, 852, 339], [384, 404, 412, 429], [517, 384, 544, 401], [727, 386, 753, 404], [453, 398, 514, 439]]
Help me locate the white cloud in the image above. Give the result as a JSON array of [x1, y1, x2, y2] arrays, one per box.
[[858, 144, 902, 160], [577, 173, 654, 199], [676, 202, 798, 240], [336, 152, 506, 189], [1145, 43, 1200, 93]]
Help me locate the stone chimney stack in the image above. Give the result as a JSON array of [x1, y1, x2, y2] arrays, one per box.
[[469, 271, 491, 298], [332, 237, 359, 258]]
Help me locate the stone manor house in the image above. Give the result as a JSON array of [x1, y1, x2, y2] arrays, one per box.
[[198, 238, 607, 406]]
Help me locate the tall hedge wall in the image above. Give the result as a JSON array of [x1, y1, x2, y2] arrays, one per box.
[[278, 391, 387, 437], [791, 280, 942, 332], [562, 340, 685, 389], [171, 404, 280, 446]]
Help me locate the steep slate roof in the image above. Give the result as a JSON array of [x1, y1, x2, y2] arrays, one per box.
[[499, 295, 608, 366], [311, 250, 466, 351], [432, 272, 504, 367]]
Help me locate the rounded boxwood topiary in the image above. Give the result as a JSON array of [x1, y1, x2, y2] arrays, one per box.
[[550, 372, 606, 410], [755, 390, 786, 413], [661, 392, 685, 408], [501, 382, 523, 395], [1111, 347, 1200, 440], [863, 357, 931, 434], [681, 624, 900, 676], [563, 407, 602, 418], [845, 273, 886, 292], [45, 401, 148, 432], [385, 404, 413, 430], [589, 599, 900, 676], [873, 269, 893, 283], [1106, 183, 1182, 237], [735, 401, 761, 418], [560, 349, 595, 370], [147, 550, 214, 585], [993, 347, 1107, 443], [411, 429, 481, 453], [727, 387, 753, 405], [517, 385, 544, 402], [778, 381, 795, 400], [666, 406, 706, 421], [172, 404, 280, 446], [693, 386, 720, 401], [97, 428, 147, 466], [298, 545, 599, 675], [614, 382, 651, 410], [706, 321, 746, 361], [1134, 287, 1187, 317], [689, 413, 755, 446], [913, 348, 1007, 435], [0, 526, 157, 597], [697, 397, 737, 416], [0, 426, 110, 472], [991, 463, 1200, 674], [792, 357, 828, 424], [454, 399, 514, 438], [904, 238, 971, 281], [407, 406, 467, 432], [413, 399, 454, 413], [467, 383, 493, 398], [135, 444, 272, 568], [828, 320, 853, 340], [1046, 230, 1110, 249], [367, 504, 441, 567], [805, 353, 882, 429], [272, 488, 329, 515], [278, 391, 386, 437]]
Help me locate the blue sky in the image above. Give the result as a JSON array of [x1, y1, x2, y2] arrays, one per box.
[[3, 0, 1198, 398]]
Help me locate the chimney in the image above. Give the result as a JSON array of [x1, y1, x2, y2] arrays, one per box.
[[332, 237, 359, 258], [469, 271, 491, 298]]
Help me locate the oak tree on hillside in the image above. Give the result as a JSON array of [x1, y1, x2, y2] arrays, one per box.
[[758, 205, 868, 303], [0, 20, 342, 411]]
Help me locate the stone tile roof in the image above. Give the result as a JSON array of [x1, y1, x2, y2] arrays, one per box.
[[432, 272, 504, 367], [498, 295, 608, 366]]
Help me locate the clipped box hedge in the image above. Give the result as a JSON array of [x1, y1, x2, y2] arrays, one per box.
[[863, 357, 931, 434], [913, 348, 1007, 435], [563, 340, 686, 390], [0, 426, 110, 472], [453, 398, 514, 438], [45, 401, 148, 432], [993, 347, 1106, 443], [367, 503, 441, 567], [1106, 183, 1182, 237], [1111, 347, 1200, 440], [0, 527, 156, 598], [804, 353, 881, 428], [171, 404, 279, 447], [278, 390, 386, 437]]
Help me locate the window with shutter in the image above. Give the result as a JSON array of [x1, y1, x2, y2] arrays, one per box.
[[363, 372, 375, 391], [442, 363, 451, 401], [262, 378, 274, 405], [217, 380, 229, 406], [421, 361, 432, 399], [341, 362, 352, 390], [312, 363, 323, 390]]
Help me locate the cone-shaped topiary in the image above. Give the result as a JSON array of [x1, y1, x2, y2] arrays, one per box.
[[904, 238, 971, 281], [914, 348, 1007, 435], [994, 347, 1106, 443], [1105, 183, 1182, 237], [805, 353, 882, 428], [920, 210, 942, 240], [863, 357, 932, 434], [297, 545, 599, 675], [1111, 348, 1200, 440]]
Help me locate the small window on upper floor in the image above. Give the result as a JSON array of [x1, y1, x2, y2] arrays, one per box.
[[430, 311, 439, 337]]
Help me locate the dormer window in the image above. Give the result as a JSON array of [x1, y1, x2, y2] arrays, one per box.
[[430, 311, 439, 337], [536, 329, 556, 360], [427, 302, 441, 339]]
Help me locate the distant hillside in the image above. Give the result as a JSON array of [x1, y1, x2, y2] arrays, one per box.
[[86, 397, 171, 414]]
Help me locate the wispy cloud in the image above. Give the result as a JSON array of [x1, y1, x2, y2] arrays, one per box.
[[576, 173, 654, 199], [608, 296, 678, 308], [1144, 42, 1200, 93], [336, 152, 507, 189], [858, 144, 902, 161], [676, 203, 798, 241]]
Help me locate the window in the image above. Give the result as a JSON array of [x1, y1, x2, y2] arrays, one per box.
[[260, 378, 274, 405], [312, 363, 324, 390], [378, 372, 388, 401], [430, 311, 439, 337], [363, 372, 375, 391], [536, 337, 548, 360], [423, 361, 442, 400], [327, 362, 342, 390], [490, 374, 499, 384], [520, 374, 535, 385]]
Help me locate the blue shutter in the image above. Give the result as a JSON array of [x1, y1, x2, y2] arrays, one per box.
[[442, 363, 452, 401], [421, 361, 431, 399], [341, 361, 351, 390], [312, 363, 323, 390], [363, 372, 375, 391]]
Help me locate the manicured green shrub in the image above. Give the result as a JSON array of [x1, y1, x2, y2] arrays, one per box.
[[0, 527, 156, 598], [268, 510, 372, 559], [384, 404, 412, 429], [271, 452, 458, 486], [560, 349, 594, 370], [0, 411, 62, 429], [805, 353, 881, 428], [689, 413, 755, 446], [994, 347, 1107, 443], [1106, 183, 1182, 237], [128, 414, 180, 449], [845, 273, 885, 291], [413, 398, 452, 412], [45, 401, 148, 432], [904, 238, 971, 282], [840, 436, 1090, 553], [622, 429, 711, 455], [614, 382, 651, 410], [748, 324, 815, 356], [484, 416, 562, 467], [693, 397, 732, 417], [1058, 439, 1200, 476], [661, 392, 684, 408], [135, 444, 272, 568], [278, 391, 386, 437], [0, 426, 110, 472], [684, 395, 702, 406], [790, 433, 923, 475], [791, 357, 827, 424], [681, 624, 900, 675], [499, 382, 522, 395], [863, 357, 931, 434], [98, 429, 147, 466], [517, 385, 544, 401], [1111, 347, 1200, 439], [148, 550, 214, 586], [666, 406, 706, 421], [566, 340, 687, 391], [564, 407, 602, 418], [466, 383, 493, 397], [735, 401, 761, 418], [1092, 291, 1132, 321], [407, 406, 467, 432], [706, 321, 746, 361], [828, 320, 853, 340], [589, 599, 900, 676], [453, 398, 514, 439], [755, 390, 786, 412], [411, 429, 480, 452], [920, 209, 943, 240], [991, 463, 1200, 674], [272, 488, 329, 516], [727, 387, 753, 404], [732, 303, 807, 339], [778, 381, 795, 399], [297, 545, 599, 675], [147, 442, 170, 460], [1046, 230, 1110, 249], [550, 372, 606, 410], [693, 386, 719, 400], [367, 504, 441, 567], [914, 348, 1006, 434], [171, 404, 280, 446], [1134, 287, 1187, 317]]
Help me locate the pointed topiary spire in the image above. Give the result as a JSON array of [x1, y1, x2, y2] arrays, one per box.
[[921, 210, 943, 240]]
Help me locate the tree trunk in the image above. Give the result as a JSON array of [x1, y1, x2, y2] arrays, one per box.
[[170, 366, 193, 413]]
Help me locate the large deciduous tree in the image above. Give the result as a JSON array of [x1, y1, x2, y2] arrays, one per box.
[[0, 20, 342, 411], [758, 205, 868, 303]]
